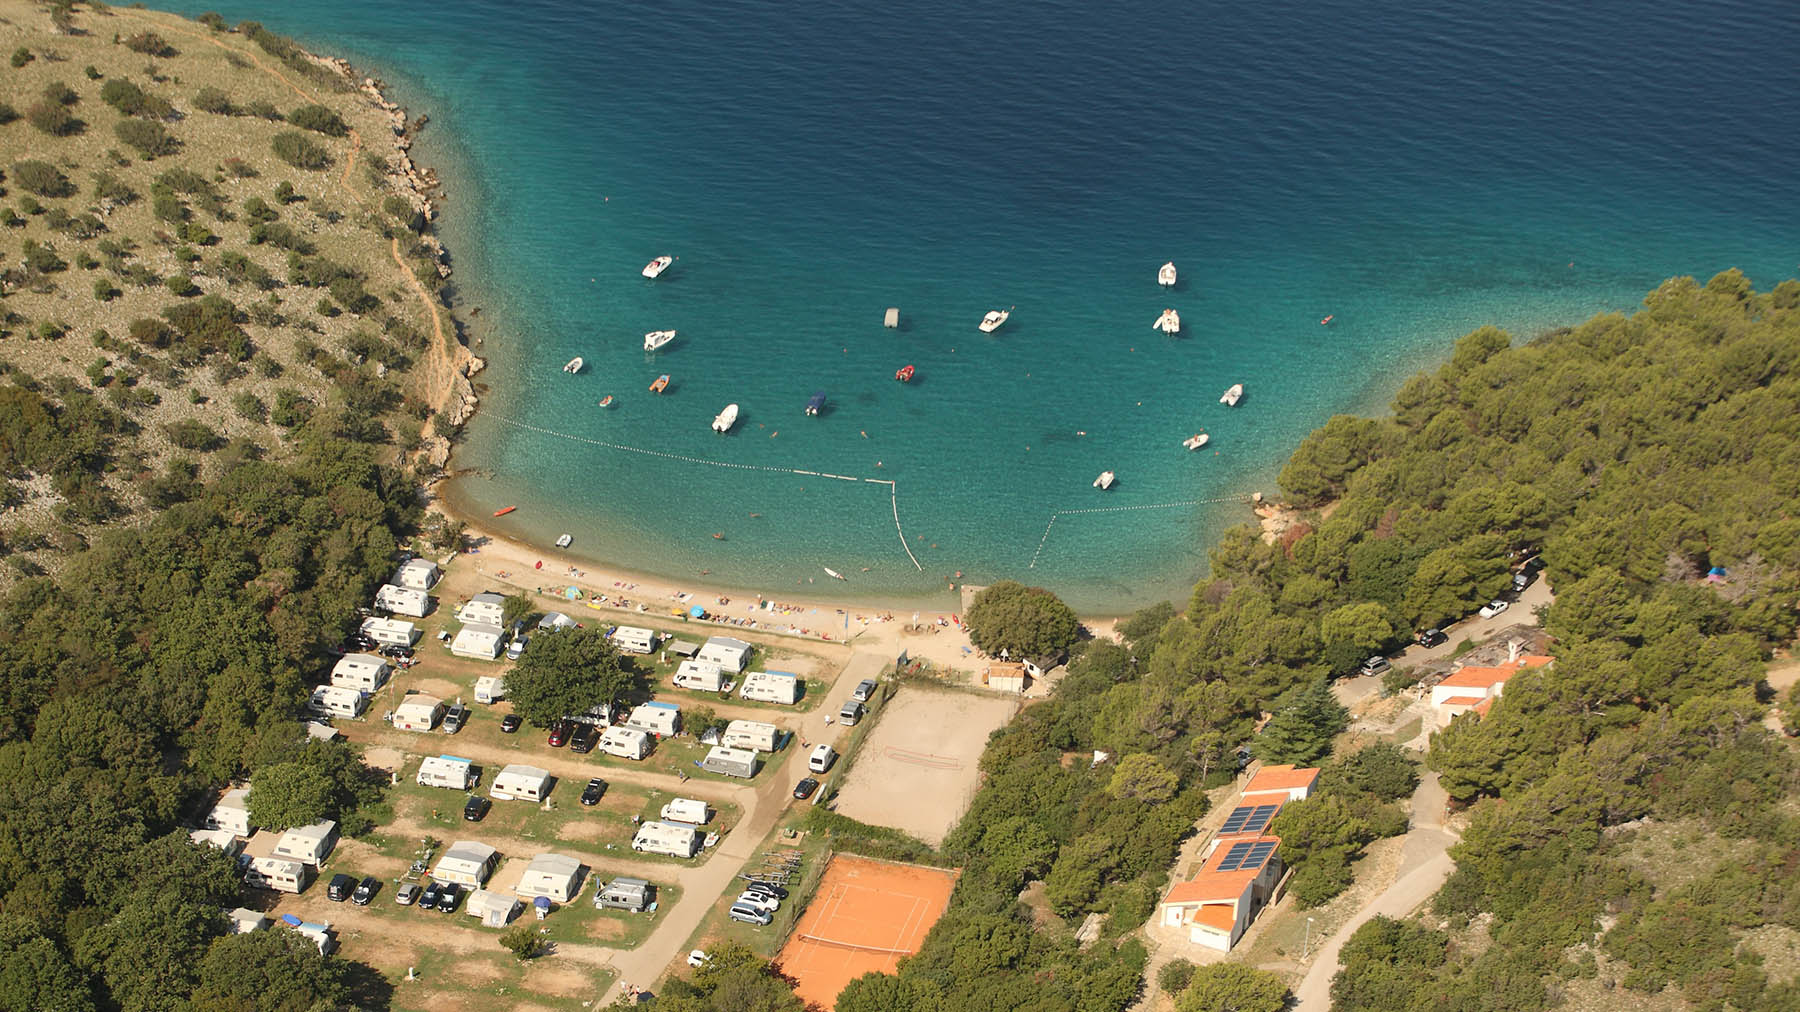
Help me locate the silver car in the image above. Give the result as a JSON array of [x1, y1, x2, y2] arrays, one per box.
[[728, 903, 772, 925]]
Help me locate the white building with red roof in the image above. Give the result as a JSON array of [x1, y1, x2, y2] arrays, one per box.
[[1431, 652, 1553, 728], [1158, 834, 1285, 951]]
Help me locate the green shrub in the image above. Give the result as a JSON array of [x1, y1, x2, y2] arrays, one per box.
[[122, 32, 176, 57], [100, 79, 172, 118], [1158, 959, 1196, 994], [271, 131, 330, 170], [242, 196, 278, 224], [152, 192, 185, 223], [222, 158, 257, 179], [193, 87, 234, 114], [164, 275, 198, 297], [180, 222, 218, 246], [270, 388, 312, 427], [93, 277, 118, 301], [115, 118, 179, 157], [26, 101, 80, 136], [0, 103, 17, 125], [163, 419, 222, 451], [286, 104, 348, 137], [232, 392, 266, 422], [197, 12, 227, 31], [42, 81, 78, 106], [84, 65, 103, 81], [11, 161, 76, 198], [93, 171, 137, 206], [245, 100, 283, 121], [11, 47, 32, 69], [22, 239, 68, 273]]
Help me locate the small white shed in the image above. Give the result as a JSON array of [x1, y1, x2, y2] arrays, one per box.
[[489, 764, 552, 802], [391, 695, 445, 731], [701, 745, 759, 779], [660, 798, 710, 825], [309, 685, 368, 720], [624, 701, 681, 737], [373, 583, 430, 618], [631, 821, 702, 858], [473, 675, 506, 704], [739, 670, 800, 704], [599, 726, 651, 760], [611, 626, 658, 654], [394, 557, 440, 591], [331, 653, 391, 692], [452, 623, 504, 660], [360, 616, 419, 646], [204, 787, 253, 836], [695, 635, 753, 672], [227, 906, 269, 934], [432, 841, 499, 887], [189, 827, 243, 855], [514, 852, 585, 904], [417, 755, 476, 790], [721, 719, 779, 752], [465, 888, 520, 927], [458, 592, 507, 627], [673, 660, 729, 692], [272, 820, 338, 866]]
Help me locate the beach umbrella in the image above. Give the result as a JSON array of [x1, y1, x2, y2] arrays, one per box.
[[690, 606, 706, 618]]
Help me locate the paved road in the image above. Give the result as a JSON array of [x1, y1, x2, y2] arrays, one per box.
[[1334, 577, 1554, 711], [1292, 773, 1458, 1012]]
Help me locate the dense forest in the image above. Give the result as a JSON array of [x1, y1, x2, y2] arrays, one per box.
[[828, 270, 1800, 1012]]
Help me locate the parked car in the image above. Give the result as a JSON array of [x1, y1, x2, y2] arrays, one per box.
[[351, 876, 379, 905], [1512, 570, 1536, 593], [442, 703, 469, 734], [744, 881, 787, 900], [736, 891, 779, 913], [507, 634, 528, 662], [1478, 599, 1509, 619], [728, 903, 772, 926], [793, 777, 820, 800], [838, 700, 865, 726], [852, 678, 878, 702], [435, 882, 463, 913], [379, 644, 415, 660], [463, 795, 491, 822], [327, 873, 355, 902], [1358, 656, 1391, 677], [1520, 554, 1545, 574], [808, 744, 836, 773], [500, 714, 522, 734], [547, 719, 572, 747], [395, 882, 421, 906], [569, 722, 600, 754], [580, 778, 607, 806], [418, 881, 443, 909], [1416, 628, 1447, 648]]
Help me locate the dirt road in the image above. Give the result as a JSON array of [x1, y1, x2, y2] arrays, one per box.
[[1291, 772, 1457, 1011]]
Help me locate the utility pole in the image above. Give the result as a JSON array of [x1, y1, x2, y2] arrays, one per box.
[[1303, 916, 1315, 960]]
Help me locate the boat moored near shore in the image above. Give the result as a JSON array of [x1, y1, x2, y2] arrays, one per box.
[[712, 403, 740, 433], [642, 255, 673, 279], [555, 533, 573, 548]]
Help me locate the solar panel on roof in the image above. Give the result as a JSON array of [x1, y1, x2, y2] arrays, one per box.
[[1242, 841, 1278, 869], [1219, 806, 1254, 834], [1216, 841, 1257, 872], [1243, 804, 1279, 833]]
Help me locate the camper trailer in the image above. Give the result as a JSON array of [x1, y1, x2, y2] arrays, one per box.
[[360, 616, 419, 647], [738, 670, 801, 705], [189, 827, 243, 856], [611, 626, 658, 654], [283, 918, 338, 955], [514, 853, 585, 904], [391, 694, 446, 731], [624, 701, 681, 737], [451, 623, 504, 660], [721, 720, 779, 753], [660, 798, 710, 825], [695, 636, 753, 672], [473, 676, 506, 704], [673, 660, 730, 693], [272, 821, 338, 866], [330, 653, 390, 692], [458, 592, 507, 627], [599, 727, 652, 760], [596, 877, 652, 912], [394, 557, 440, 591], [204, 787, 253, 836], [309, 685, 368, 720], [432, 841, 500, 887], [417, 755, 476, 790], [464, 888, 520, 927], [631, 821, 702, 859], [373, 583, 430, 618], [700, 745, 759, 779], [489, 764, 553, 802], [245, 857, 312, 894]]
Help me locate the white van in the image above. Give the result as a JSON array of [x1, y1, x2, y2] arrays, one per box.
[[808, 744, 836, 773], [660, 798, 710, 825]]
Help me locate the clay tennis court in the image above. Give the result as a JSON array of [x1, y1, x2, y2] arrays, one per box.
[[777, 855, 959, 1009]]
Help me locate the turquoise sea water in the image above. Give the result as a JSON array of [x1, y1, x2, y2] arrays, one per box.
[[189, 0, 1800, 612]]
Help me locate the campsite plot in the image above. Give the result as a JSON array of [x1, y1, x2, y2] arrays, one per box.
[[776, 855, 958, 1009], [830, 686, 1018, 845]]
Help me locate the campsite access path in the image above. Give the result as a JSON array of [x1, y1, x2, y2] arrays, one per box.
[[1291, 772, 1458, 1012]]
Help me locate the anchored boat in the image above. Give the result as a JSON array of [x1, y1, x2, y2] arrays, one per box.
[[563, 356, 584, 373], [598, 395, 614, 408], [644, 330, 676, 352], [1183, 433, 1209, 451], [649, 374, 670, 393], [1220, 383, 1243, 406], [1159, 261, 1177, 287], [1093, 471, 1116, 490], [642, 255, 673, 279], [895, 364, 915, 382], [712, 403, 740, 433], [805, 392, 826, 416], [1153, 309, 1180, 335], [823, 567, 846, 581], [555, 533, 573, 548], [978, 307, 1012, 333], [493, 506, 517, 517]]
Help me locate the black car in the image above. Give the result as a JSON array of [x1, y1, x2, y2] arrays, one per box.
[[793, 777, 819, 800], [580, 777, 607, 806], [744, 881, 788, 899], [442, 703, 469, 734], [379, 644, 415, 660], [351, 876, 379, 905], [1416, 628, 1447, 648], [500, 713, 522, 734], [463, 795, 491, 822], [418, 881, 443, 909], [435, 882, 463, 913], [569, 723, 599, 754], [327, 872, 355, 902]]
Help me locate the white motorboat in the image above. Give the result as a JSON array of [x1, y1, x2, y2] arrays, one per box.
[[563, 357, 584, 374], [978, 307, 1012, 333], [1093, 470, 1116, 490], [1220, 383, 1243, 407], [642, 255, 673, 279], [711, 403, 739, 433], [1159, 262, 1177, 287], [823, 567, 846, 581], [1153, 309, 1180, 335], [644, 330, 676, 352], [1183, 433, 1209, 451], [555, 533, 573, 548]]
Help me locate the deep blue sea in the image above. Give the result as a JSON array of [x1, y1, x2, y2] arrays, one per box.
[[186, 0, 1800, 612]]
